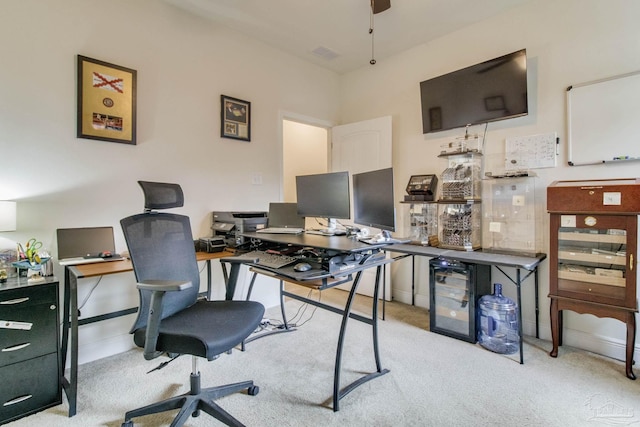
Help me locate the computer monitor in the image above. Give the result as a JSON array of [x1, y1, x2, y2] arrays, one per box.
[[295, 171, 350, 231], [266, 202, 305, 229], [353, 167, 396, 232], [56, 226, 116, 259]]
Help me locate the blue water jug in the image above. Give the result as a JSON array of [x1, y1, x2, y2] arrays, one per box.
[[477, 283, 519, 354]]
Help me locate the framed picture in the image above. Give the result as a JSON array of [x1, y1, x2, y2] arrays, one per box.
[[77, 55, 137, 145], [221, 95, 250, 141], [484, 95, 505, 111]]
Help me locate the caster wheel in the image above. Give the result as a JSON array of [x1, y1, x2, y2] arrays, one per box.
[[122, 421, 134, 427], [248, 385, 259, 396]]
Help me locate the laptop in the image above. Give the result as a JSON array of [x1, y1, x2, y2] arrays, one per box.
[[256, 202, 305, 234], [57, 226, 123, 266]]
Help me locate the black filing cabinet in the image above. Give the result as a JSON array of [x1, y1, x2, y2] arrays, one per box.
[[429, 258, 491, 342], [0, 277, 61, 424]]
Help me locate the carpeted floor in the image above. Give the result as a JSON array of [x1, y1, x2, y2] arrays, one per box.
[[7, 288, 640, 426]]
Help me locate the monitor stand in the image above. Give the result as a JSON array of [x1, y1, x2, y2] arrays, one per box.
[[306, 218, 345, 236]]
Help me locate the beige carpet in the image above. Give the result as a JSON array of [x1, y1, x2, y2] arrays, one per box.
[[8, 288, 640, 427]]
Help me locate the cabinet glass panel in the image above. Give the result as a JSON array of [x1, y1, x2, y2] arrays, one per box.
[[438, 202, 482, 250], [433, 268, 470, 336], [406, 202, 438, 245], [557, 220, 627, 302], [429, 259, 490, 343]]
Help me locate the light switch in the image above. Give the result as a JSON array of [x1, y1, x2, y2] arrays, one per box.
[[251, 173, 263, 185]]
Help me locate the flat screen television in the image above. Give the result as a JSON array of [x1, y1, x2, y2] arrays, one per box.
[[420, 49, 528, 134], [295, 171, 350, 231], [353, 167, 395, 232]]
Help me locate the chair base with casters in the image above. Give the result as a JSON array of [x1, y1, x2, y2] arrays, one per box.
[[121, 356, 258, 427]]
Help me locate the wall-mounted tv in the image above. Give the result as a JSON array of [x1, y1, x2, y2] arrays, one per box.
[[420, 49, 528, 134]]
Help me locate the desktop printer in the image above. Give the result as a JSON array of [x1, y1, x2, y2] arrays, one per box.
[[212, 211, 267, 249]]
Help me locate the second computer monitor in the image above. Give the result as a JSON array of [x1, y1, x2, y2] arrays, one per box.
[[295, 171, 350, 230], [353, 167, 395, 232]]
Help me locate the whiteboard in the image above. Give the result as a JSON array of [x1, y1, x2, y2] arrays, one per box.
[[567, 70, 640, 166]]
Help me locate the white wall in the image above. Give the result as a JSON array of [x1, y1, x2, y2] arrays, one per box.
[[0, 0, 340, 364], [339, 0, 640, 361]]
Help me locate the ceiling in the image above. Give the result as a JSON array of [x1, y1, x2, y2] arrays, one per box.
[[162, 0, 532, 74]]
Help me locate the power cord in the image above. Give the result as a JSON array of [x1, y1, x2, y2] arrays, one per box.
[[77, 276, 103, 316]]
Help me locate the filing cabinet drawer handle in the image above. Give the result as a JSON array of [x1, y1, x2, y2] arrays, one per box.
[[0, 297, 29, 305], [2, 342, 31, 352], [3, 394, 33, 406]]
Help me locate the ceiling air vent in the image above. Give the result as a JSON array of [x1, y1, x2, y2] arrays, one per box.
[[311, 46, 340, 60]]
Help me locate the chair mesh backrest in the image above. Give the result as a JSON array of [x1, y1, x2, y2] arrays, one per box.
[[121, 211, 199, 333], [138, 181, 184, 211]]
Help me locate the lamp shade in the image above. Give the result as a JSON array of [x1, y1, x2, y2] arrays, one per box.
[[0, 201, 17, 231]]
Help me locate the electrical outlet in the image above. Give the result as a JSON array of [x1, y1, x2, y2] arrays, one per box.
[[251, 173, 263, 185]]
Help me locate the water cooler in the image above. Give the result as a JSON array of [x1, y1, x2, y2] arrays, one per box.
[[477, 283, 519, 354]]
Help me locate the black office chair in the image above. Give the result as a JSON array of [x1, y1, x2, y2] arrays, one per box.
[[120, 181, 265, 427]]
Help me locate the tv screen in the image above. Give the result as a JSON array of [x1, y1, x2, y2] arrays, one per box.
[[295, 171, 351, 222], [420, 49, 528, 134], [353, 167, 395, 232]]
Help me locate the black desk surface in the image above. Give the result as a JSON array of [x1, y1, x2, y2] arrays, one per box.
[[241, 231, 386, 252]]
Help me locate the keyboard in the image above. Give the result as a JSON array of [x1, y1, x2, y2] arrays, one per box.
[[256, 227, 304, 234], [239, 250, 298, 269]]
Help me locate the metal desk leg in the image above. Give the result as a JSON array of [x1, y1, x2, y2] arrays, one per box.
[[515, 268, 524, 364], [225, 262, 241, 301], [382, 263, 386, 320], [333, 266, 389, 411], [411, 255, 415, 306], [534, 267, 539, 339], [60, 266, 79, 417]]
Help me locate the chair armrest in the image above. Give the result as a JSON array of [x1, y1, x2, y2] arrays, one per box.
[[138, 280, 192, 360], [137, 279, 193, 292]]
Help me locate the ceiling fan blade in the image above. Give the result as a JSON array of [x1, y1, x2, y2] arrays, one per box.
[[371, 0, 391, 14]]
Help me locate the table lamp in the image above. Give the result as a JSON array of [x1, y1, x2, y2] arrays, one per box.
[[0, 201, 17, 232]]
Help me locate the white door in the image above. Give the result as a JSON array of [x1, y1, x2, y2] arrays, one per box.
[[331, 116, 392, 299]]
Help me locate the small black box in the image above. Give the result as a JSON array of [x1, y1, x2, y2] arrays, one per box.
[[198, 237, 226, 253]]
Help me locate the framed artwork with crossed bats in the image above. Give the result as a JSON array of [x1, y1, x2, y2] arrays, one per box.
[[77, 55, 137, 144]]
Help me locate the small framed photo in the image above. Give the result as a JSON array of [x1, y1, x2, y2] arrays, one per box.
[[221, 95, 250, 141], [77, 55, 137, 145]]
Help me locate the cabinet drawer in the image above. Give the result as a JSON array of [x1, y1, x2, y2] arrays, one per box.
[[0, 293, 58, 366], [0, 284, 57, 307], [557, 277, 627, 304], [0, 352, 61, 424]]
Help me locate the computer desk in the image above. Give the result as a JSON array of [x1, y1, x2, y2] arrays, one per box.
[[385, 244, 546, 364], [60, 250, 234, 417], [232, 232, 391, 412]]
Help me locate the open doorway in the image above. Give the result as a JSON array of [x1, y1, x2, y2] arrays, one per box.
[[282, 119, 330, 201]]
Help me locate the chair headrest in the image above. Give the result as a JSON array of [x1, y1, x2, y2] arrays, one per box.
[[138, 181, 184, 211]]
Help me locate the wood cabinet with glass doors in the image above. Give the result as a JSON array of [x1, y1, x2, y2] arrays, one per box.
[[547, 178, 640, 380]]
